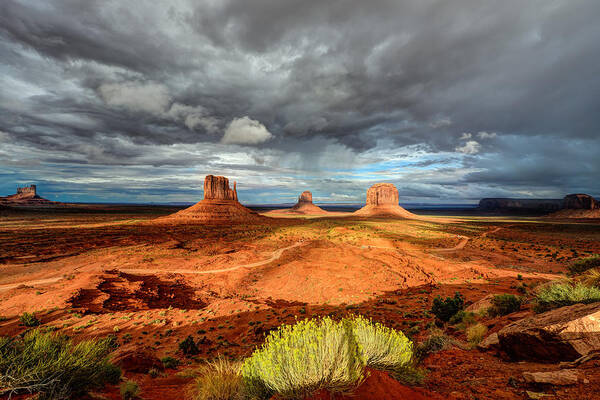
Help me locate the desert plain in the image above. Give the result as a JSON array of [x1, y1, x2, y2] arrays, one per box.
[[1, 198, 600, 399]]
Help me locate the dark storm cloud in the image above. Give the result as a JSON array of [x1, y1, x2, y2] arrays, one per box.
[[1, 0, 599, 202]]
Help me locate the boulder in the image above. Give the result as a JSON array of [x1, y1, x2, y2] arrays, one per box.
[[465, 294, 495, 314], [498, 302, 600, 361], [563, 194, 599, 210], [366, 183, 399, 206], [477, 332, 500, 351], [522, 369, 579, 386], [111, 345, 163, 373], [203, 175, 238, 201]]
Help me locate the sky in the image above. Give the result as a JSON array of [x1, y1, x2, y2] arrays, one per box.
[[1, 0, 599, 204]]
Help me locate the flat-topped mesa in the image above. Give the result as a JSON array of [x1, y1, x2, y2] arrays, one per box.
[[366, 183, 399, 206], [355, 183, 416, 218], [563, 194, 599, 210], [204, 175, 238, 201]]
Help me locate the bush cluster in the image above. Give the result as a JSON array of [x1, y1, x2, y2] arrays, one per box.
[[0, 330, 120, 399], [489, 294, 522, 316], [430, 292, 464, 322], [234, 315, 414, 399], [535, 282, 600, 313], [568, 255, 600, 276], [19, 312, 40, 327], [179, 335, 200, 356], [120, 380, 140, 400]]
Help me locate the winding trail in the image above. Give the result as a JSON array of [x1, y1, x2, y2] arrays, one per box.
[[113, 241, 306, 275], [430, 226, 502, 253], [0, 277, 63, 292]]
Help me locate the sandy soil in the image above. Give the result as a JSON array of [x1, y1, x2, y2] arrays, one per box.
[[1, 208, 600, 399]]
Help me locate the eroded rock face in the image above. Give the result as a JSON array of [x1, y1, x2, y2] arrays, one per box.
[[498, 302, 600, 362], [298, 191, 313, 204], [203, 175, 238, 201], [563, 194, 599, 210], [366, 183, 399, 206]]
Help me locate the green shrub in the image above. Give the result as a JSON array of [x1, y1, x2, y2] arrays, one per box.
[[431, 292, 464, 322], [120, 380, 140, 400], [161, 356, 180, 369], [448, 310, 475, 326], [240, 316, 365, 398], [0, 330, 120, 399], [19, 312, 40, 327], [466, 323, 487, 345], [568, 255, 600, 276], [414, 332, 451, 362], [489, 294, 522, 316], [350, 315, 413, 372], [535, 282, 600, 313], [195, 356, 245, 400], [179, 335, 199, 356]]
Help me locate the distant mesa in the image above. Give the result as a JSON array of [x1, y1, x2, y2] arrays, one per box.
[[0, 185, 59, 207], [354, 183, 416, 218], [158, 175, 263, 224], [478, 198, 563, 214], [288, 191, 328, 215], [549, 193, 600, 218], [478, 193, 600, 218], [562, 193, 599, 210]]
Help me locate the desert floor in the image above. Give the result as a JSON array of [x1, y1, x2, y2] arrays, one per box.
[[1, 208, 599, 399]]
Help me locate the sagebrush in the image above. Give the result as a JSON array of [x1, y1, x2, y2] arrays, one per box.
[[194, 356, 245, 400], [0, 330, 120, 399], [240, 315, 414, 399], [535, 281, 600, 313]]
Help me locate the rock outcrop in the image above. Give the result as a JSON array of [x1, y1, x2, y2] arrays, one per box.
[[288, 191, 328, 215], [497, 302, 600, 362], [204, 175, 238, 201], [522, 369, 579, 386], [0, 185, 60, 207], [159, 175, 263, 224], [563, 194, 599, 210], [354, 183, 416, 218], [366, 183, 399, 206], [548, 194, 600, 218]]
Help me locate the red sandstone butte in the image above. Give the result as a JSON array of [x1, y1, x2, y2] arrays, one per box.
[[354, 183, 416, 218], [158, 175, 263, 224], [204, 175, 238, 201], [288, 191, 328, 214]]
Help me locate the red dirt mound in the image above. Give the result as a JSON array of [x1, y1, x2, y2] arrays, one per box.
[[157, 175, 264, 224], [300, 369, 446, 400], [354, 183, 416, 219]]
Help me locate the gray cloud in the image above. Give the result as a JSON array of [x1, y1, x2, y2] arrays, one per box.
[[1, 0, 599, 202]]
